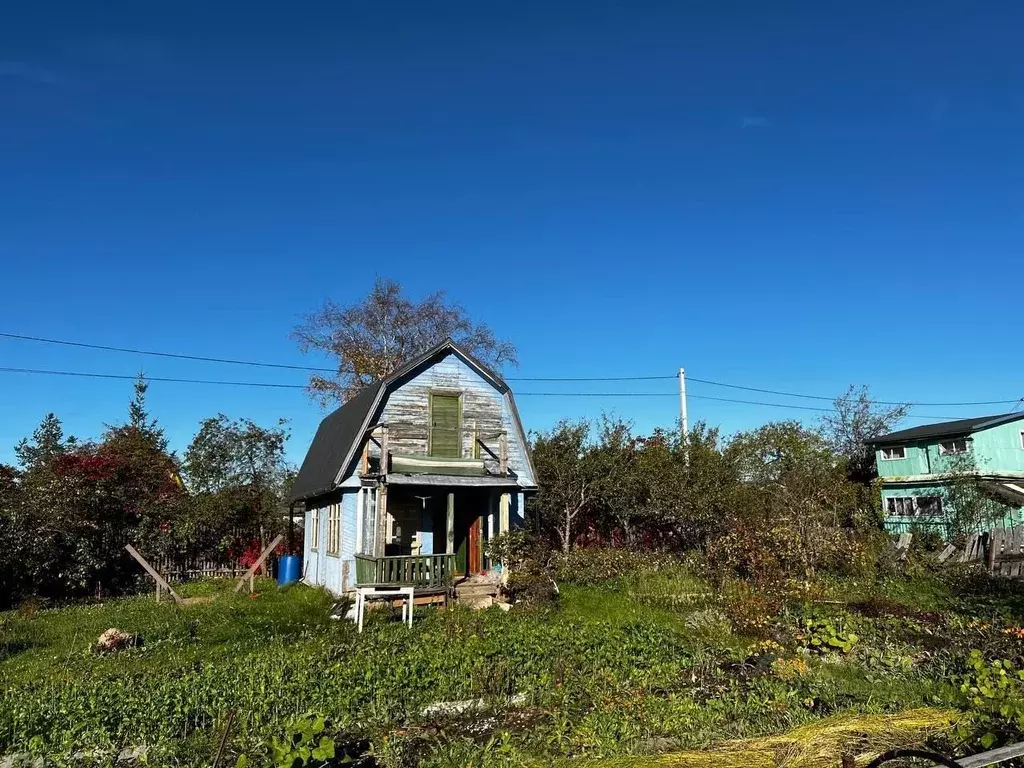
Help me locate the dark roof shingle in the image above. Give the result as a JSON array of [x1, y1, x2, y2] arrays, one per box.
[[869, 412, 1024, 446], [289, 382, 383, 501]]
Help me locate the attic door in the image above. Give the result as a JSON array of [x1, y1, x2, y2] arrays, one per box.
[[429, 393, 461, 458]]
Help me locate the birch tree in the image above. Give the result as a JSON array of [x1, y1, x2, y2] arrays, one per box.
[[292, 277, 517, 405]]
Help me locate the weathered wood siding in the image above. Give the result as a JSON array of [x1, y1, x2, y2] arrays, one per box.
[[347, 352, 534, 484]]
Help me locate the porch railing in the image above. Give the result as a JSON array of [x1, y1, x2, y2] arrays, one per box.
[[354, 553, 456, 588]]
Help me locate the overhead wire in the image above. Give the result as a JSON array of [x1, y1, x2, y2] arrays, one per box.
[[0, 365, 962, 420], [684, 374, 1020, 407], [0, 330, 1014, 414]]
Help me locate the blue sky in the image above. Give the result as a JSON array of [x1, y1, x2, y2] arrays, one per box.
[[2, 1, 1023, 467]]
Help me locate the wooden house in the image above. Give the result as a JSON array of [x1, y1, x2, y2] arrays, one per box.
[[870, 412, 1024, 533], [289, 339, 536, 594]]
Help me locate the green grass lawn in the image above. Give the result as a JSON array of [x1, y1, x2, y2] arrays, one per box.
[[1, 566, 1022, 767]]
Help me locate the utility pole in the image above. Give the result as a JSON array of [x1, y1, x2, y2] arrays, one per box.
[[678, 367, 688, 434]]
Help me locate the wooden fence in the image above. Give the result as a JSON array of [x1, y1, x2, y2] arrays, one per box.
[[962, 524, 1024, 578], [150, 557, 254, 583]]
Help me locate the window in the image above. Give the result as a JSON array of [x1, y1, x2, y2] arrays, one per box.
[[915, 496, 943, 516], [938, 438, 969, 455], [886, 497, 914, 516], [429, 393, 462, 458], [327, 502, 341, 556], [885, 495, 943, 517], [881, 446, 906, 460], [1019, 430, 1024, 450], [310, 507, 320, 550]]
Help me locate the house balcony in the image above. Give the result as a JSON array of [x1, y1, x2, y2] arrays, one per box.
[[354, 553, 456, 588], [358, 425, 510, 479]]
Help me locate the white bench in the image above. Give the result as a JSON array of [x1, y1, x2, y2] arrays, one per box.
[[354, 586, 415, 632]]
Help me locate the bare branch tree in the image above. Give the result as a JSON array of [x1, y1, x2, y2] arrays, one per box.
[[817, 385, 910, 485], [292, 277, 517, 405]]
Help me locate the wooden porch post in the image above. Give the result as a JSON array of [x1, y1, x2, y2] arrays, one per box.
[[375, 486, 389, 558], [380, 426, 390, 475], [446, 492, 455, 555], [499, 492, 510, 534]]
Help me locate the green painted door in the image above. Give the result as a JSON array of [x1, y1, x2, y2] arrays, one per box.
[[430, 394, 461, 458]]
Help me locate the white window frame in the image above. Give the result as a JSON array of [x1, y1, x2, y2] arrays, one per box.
[[1019, 430, 1024, 450], [938, 438, 969, 455], [880, 446, 906, 460], [326, 502, 341, 556], [310, 507, 320, 551]]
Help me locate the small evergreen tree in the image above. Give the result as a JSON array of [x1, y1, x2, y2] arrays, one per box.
[[14, 413, 76, 471]]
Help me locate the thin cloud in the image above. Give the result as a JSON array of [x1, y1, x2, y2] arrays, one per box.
[[740, 116, 771, 129], [0, 61, 65, 86]]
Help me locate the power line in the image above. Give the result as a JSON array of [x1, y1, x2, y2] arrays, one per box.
[[686, 374, 1019, 407], [0, 367, 308, 389], [1, 330, 1017, 407], [0, 366, 961, 420], [0, 332, 338, 373], [682, 391, 959, 420], [0, 367, 676, 394], [508, 374, 675, 382], [0, 331, 676, 382]]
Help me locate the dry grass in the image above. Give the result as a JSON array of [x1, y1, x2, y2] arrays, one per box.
[[574, 708, 959, 768]]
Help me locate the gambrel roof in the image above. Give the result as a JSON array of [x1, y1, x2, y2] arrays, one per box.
[[289, 339, 533, 501]]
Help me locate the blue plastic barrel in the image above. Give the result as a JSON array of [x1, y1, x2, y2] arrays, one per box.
[[278, 555, 301, 586]]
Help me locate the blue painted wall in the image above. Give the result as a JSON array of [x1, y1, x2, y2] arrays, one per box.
[[302, 490, 359, 595], [419, 508, 434, 555], [303, 506, 320, 585]]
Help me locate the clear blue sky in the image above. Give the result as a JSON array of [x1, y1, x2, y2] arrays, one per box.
[[2, 1, 1023, 467]]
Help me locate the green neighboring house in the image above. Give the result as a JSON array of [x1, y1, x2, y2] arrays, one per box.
[[870, 412, 1024, 533]]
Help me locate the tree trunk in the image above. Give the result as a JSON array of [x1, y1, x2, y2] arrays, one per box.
[[622, 519, 635, 548]]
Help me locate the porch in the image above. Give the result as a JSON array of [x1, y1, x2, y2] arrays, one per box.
[[355, 484, 517, 587]]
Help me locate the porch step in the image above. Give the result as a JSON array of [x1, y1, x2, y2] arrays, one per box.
[[456, 586, 499, 597], [454, 580, 500, 601]]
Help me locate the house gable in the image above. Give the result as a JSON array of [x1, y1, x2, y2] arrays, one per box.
[[291, 340, 535, 503], [336, 349, 535, 486]]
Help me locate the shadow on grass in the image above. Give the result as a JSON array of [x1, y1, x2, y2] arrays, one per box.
[[0, 639, 36, 662]]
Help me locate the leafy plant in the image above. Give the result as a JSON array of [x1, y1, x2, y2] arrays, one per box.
[[797, 616, 859, 655], [252, 714, 337, 768], [955, 650, 1024, 748]]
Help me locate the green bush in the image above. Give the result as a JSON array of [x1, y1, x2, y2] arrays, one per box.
[[955, 650, 1024, 748], [486, 531, 558, 607], [552, 547, 678, 586]]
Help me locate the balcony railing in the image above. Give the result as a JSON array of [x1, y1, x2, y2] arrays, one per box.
[[354, 553, 456, 588], [359, 424, 508, 476]]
